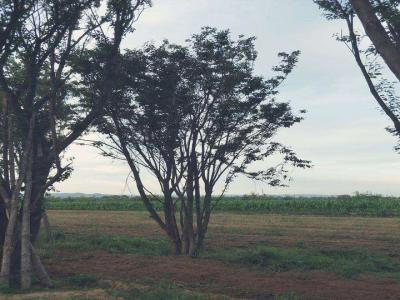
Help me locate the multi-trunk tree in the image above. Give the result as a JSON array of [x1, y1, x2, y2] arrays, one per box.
[[0, 0, 150, 289], [315, 0, 400, 148], [93, 28, 311, 256]]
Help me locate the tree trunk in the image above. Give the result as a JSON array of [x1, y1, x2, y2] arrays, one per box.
[[183, 134, 198, 256], [41, 211, 53, 243], [1, 115, 34, 288], [9, 240, 21, 288], [20, 148, 33, 289], [0, 200, 7, 249], [350, 0, 400, 82], [193, 165, 202, 257], [164, 190, 182, 255], [183, 191, 196, 256], [171, 236, 182, 255], [31, 243, 53, 288], [0, 194, 19, 286], [30, 156, 52, 243], [194, 188, 213, 255], [342, 15, 400, 134]]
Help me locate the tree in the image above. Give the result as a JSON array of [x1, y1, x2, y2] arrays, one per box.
[[350, 0, 400, 82], [0, 0, 150, 289], [94, 28, 311, 256], [315, 0, 400, 147]]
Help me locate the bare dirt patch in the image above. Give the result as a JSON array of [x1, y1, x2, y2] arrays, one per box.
[[45, 250, 400, 300], [45, 210, 400, 299]]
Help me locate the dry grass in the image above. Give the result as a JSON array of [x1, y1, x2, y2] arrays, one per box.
[[49, 210, 400, 255], [4, 288, 109, 300], [40, 210, 400, 299]]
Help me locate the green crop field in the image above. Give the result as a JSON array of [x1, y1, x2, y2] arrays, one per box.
[[45, 194, 400, 217]]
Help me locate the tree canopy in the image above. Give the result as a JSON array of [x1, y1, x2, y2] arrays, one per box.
[[92, 27, 311, 255]]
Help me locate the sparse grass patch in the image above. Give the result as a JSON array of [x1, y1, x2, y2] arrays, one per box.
[[211, 225, 285, 237], [274, 291, 301, 300], [0, 278, 53, 296], [38, 230, 171, 256], [0, 280, 16, 294], [205, 244, 400, 279], [109, 281, 227, 300], [66, 274, 99, 288], [66, 297, 99, 300]]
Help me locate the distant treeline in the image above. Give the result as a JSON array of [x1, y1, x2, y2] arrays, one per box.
[[45, 195, 400, 217]]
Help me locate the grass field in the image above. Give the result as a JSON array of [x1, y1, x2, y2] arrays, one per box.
[[46, 194, 400, 217], [4, 207, 400, 299]]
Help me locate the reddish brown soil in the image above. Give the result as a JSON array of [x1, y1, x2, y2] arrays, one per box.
[[49, 211, 400, 256], [45, 250, 400, 300], [45, 211, 400, 299]]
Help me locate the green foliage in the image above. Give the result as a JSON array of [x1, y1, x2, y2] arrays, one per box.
[[46, 194, 400, 217], [205, 245, 400, 279], [211, 195, 400, 216]]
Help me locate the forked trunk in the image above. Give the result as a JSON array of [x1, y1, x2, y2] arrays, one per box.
[[0, 115, 35, 287]]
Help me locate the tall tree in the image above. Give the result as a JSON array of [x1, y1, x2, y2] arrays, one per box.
[[315, 0, 400, 147], [0, 0, 150, 289], [93, 28, 310, 256]]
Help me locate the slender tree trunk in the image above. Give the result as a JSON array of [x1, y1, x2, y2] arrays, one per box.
[[2, 93, 9, 186], [180, 198, 190, 254], [0, 118, 18, 286], [163, 189, 182, 255], [0, 115, 34, 287], [41, 210, 53, 243], [0, 200, 7, 257], [171, 213, 181, 254], [20, 148, 33, 289], [0, 199, 8, 268], [183, 134, 198, 256], [31, 243, 53, 288], [197, 193, 211, 252], [342, 15, 400, 134], [350, 0, 400, 82], [193, 165, 202, 256], [30, 157, 52, 243], [195, 189, 212, 254], [183, 183, 196, 256], [1, 193, 19, 285]]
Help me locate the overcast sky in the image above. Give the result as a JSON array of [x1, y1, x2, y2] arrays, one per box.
[[55, 0, 400, 196]]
